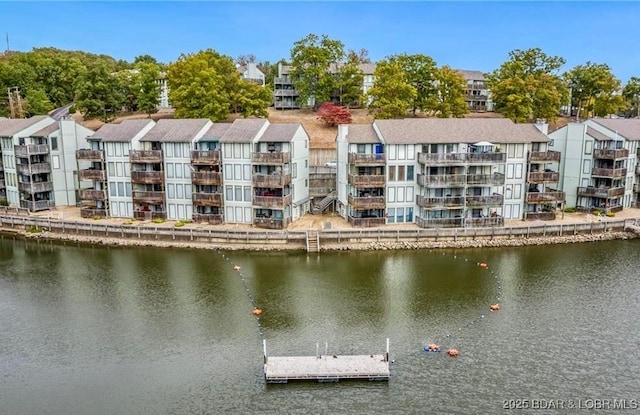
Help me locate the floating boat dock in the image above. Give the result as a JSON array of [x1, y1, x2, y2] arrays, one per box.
[[263, 339, 391, 383]]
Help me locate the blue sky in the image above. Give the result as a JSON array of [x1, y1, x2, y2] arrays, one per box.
[[1, 1, 639, 82]]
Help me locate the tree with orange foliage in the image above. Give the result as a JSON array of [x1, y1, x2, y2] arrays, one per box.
[[317, 102, 352, 126]]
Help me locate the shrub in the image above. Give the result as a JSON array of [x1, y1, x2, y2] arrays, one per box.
[[151, 218, 165, 224], [605, 211, 615, 217], [0, 199, 8, 206], [93, 215, 102, 220], [592, 210, 602, 216], [317, 102, 352, 127], [26, 225, 42, 233], [563, 207, 576, 213], [174, 221, 185, 227]]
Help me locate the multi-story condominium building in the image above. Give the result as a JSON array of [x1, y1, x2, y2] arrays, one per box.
[[548, 118, 640, 213], [237, 63, 266, 86], [458, 70, 493, 112], [0, 116, 94, 211], [336, 118, 554, 228]]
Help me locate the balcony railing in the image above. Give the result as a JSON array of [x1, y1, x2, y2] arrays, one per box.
[[347, 195, 386, 209], [526, 191, 565, 203], [418, 152, 506, 165], [19, 199, 53, 211], [251, 152, 291, 164], [417, 195, 464, 208], [594, 148, 629, 159], [192, 192, 223, 206], [79, 189, 107, 201], [190, 150, 221, 164], [78, 169, 106, 181], [133, 211, 167, 221], [131, 171, 164, 184], [348, 174, 385, 187], [528, 151, 561, 162], [467, 173, 506, 186], [465, 194, 503, 207], [253, 194, 292, 208], [192, 171, 222, 185], [18, 181, 53, 193], [591, 167, 627, 178], [417, 174, 466, 187], [132, 191, 165, 204], [527, 171, 560, 183], [252, 173, 291, 187], [14, 144, 49, 157], [347, 216, 386, 228], [76, 149, 104, 161], [465, 217, 504, 227], [416, 217, 463, 228], [524, 211, 557, 221], [80, 208, 108, 218], [16, 163, 51, 175], [274, 77, 294, 85], [273, 90, 299, 97], [253, 217, 290, 229], [577, 186, 625, 198], [348, 153, 385, 165], [130, 150, 162, 163], [192, 213, 224, 225]]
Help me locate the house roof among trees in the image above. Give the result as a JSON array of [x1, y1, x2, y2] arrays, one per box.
[[592, 119, 640, 141], [344, 124, 381, 143], [457, 70, 486, 81], [219, 118, 269, 143]]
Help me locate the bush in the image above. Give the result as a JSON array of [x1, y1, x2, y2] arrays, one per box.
[[605, 211, 615, 217], [93, 215, 102, 220], [563, 207, 577, 213], [174, 221, 185, 227], [151, 218, 165, 224], [0, 199, 8, 206], [317, 102, 352, 126], [592, 210, 602, 216], [26, 225, 42, 233]]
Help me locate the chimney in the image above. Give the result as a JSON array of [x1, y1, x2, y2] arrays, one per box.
[[337, 124, 348, 141], [534, 118, 548, 135]]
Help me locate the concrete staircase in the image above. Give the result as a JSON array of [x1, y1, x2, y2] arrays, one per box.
[[312, 192, 336, 215], [306, 230, 320, 253]]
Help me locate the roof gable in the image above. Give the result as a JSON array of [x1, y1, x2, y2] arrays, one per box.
[[0, 115, 52, 137], [91, 119, 155, 142], [591, 119, 640, 141], [140, 119, 211, 142], [220, 119, 269, 143]]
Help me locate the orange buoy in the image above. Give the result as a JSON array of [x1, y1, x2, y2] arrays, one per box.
[[490, 304, 500, 311], [252, 308, 263, 316], [478, 262, 488, 269], [447, 348, 459, 357], [427, 343, 440, 351], [233, 265, 241, 271]]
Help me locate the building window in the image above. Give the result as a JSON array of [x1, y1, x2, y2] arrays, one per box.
[[225, 186, 233, 201], [51, 155, 60, 169], [50, 136, 58, 151], [388, 166, 396, 182], [244, 186, 251, 202], [407, 165, 414, 181], [234, 186, 242, 201]]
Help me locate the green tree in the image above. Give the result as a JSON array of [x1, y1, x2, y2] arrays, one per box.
[[231, 80, 273, 118], [75, 61, 124, 122], [431, 66, 468, 118], [24, 88, 54, 116], [622, 76, 640, 118], [134, 62, 161, 116], [367, 60, 416, 119], [564, 62, 625, 119], [487, 48, 567, 122], [390, 53, 438, 116], [290, 34, 345, 110], [114, 70, 139, 113], [334, 53, 364, 107]]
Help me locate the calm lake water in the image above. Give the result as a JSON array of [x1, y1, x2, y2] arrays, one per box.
[[1, 236, 639, 414]]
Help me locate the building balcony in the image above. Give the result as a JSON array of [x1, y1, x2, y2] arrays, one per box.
[[348, 153, 385, 165], [594, 148, 629, 160], [273, 90, 299, 97], [527, 171, 560, 183], [416, 217, 463, 228], [80, 207, 108, 218], [274, 77, 294, 85], [634, 183, 640, 193], [347, 216, 386, 228], [253, 173, 291, 187], [191, 150, 221, 165], [348, 174, 385, 187], [192, 213, 224, 225], [465, 194, 503, 207], [253, 194, 292, 208], [577, 186, 625, 198], [76, 149, 104, 161], [131, 171, 164, 184], [192, 171, 222, 185], [16, 162, 51, 175], [79, 189, 107, 201], [347, 194, 386, 209], [253, 217, 290, 230], [528, 151, 561, 162], [252, 152, 291, 164], [14, 144, 49, 157], [418, 152, 506, 165], [417, 195, 464, 208], [526, 191, 565, 203], [133, 211, 167, 221], [524, 211, 557, 221], [78, 169, 106, 181], [465, 217, 504, 227], [466, 173, 506, 186], [591, 167, 627, 178], [18, 181, 53, 194], [132, 191, 165, 204], [192, 192, 223, 207], [130, 150, 162, 163], [417, 174, 466, 187], [19, 199, 52, 211]]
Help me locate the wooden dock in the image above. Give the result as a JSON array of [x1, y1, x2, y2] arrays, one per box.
[[263, 339, 390, 383]]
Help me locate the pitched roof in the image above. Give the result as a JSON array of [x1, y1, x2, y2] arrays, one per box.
[[31, 122, 60, 137], [586, 126, 611, 141], [258, 123, 301, 142], [220, 118, 269, 143], [90, 119, 154, 142], [591, 119, 640, 141], [202, 123, 232, 139], [373, 118, 548, 144], [345, 124, 381, 143], [0, 115, 52, 137], [140, 119, 211, 142], [457, 70, 486, 81]]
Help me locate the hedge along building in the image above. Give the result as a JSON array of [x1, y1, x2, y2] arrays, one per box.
[[335, 118, 560, 228]]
